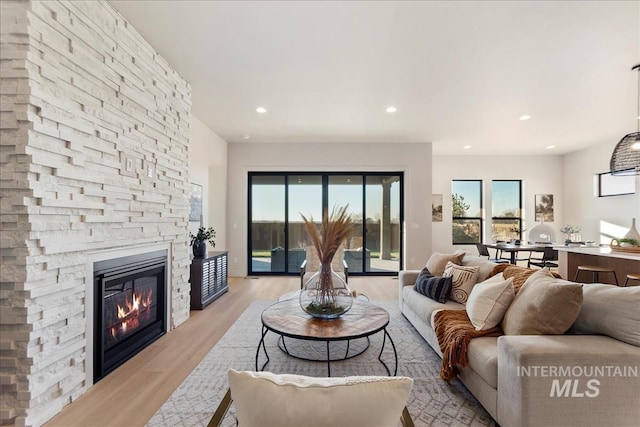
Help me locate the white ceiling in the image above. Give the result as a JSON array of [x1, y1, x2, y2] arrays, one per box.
[[109, 1, 639, 156]]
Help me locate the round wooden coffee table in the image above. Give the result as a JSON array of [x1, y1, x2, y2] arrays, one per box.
[[256, 297, 397, 376]]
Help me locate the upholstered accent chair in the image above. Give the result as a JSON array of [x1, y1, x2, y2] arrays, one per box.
[[209, 370, 415, 427], [300, 245, 348, 288]]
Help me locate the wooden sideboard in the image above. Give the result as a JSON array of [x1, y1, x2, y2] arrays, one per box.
[[190, 251, 229, 309], [557, 247, 640, 285]]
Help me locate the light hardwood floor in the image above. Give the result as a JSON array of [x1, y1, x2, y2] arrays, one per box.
[[45, 275, 399, 427]]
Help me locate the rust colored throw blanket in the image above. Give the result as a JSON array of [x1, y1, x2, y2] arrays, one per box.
[[434, 310, 502, 382], [434, 264, 562, 382]]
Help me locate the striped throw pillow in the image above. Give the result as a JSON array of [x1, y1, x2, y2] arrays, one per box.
[[414, 267, 453, 303]]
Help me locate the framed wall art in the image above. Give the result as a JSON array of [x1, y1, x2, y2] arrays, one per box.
[[432, 194, 443, 222], [534, 194, 554, 222]]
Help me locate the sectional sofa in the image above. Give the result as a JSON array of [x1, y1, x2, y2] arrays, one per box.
[[398, 254, 640, 427]]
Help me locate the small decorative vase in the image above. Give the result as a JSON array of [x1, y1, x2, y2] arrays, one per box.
[[192, 241, 207, 258], [300, 261, 353, 319], [622, 218, 640, 246]]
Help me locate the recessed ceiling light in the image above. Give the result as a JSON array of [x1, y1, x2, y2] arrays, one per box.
[[546, 145, 556, 149], [463, 145, 472, 149], [256, 106, 267, 114], [519, 114, 531, 121], [386, 106, 397, 113], [242, 134, 250, 140]]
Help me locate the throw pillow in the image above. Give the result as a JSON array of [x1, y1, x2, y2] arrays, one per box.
[[414, 267, 452, 303], [425, 251, 465, 277], [466, 275, 515, 330], [443, 261, 479, 304], [501, 269, 583, 335], [460, 255, 501, 282], [228, 369, 413, 427], [487, 263, 510, 279]]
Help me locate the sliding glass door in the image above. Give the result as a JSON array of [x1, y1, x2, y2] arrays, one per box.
[[248, 172, 403, 276], [365, 175, 401, 273]]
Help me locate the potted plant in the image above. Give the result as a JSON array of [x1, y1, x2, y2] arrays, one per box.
[[190, 226, 216, 258], [617, 238, 639, 248], [560, 224, 581, 245]]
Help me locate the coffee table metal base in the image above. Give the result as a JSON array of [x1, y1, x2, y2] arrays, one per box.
[[256, 326, 398, 377]]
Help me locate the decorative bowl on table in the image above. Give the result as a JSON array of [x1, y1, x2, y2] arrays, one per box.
[[610, 239, 640, 253]]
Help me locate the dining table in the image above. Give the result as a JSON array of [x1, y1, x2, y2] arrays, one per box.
[[484, 242, 550, 264]]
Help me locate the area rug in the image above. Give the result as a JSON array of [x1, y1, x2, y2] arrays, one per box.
[[146, 301, 496, 427]]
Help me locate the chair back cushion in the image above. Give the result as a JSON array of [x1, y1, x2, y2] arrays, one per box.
[[305, 245, 345, 272], [228, 370, 413, 427]]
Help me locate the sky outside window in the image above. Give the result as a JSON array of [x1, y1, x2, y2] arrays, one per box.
[[492, 181, 520, 217]]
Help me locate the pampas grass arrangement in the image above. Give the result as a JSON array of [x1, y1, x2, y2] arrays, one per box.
[[301, 205, 354, 317], [301, 205, 354, 266]]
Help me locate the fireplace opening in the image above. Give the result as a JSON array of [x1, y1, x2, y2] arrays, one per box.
[[93, 250, 167, 382]]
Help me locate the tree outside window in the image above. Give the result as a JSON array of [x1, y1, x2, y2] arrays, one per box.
[[452, 180, 482, 244]]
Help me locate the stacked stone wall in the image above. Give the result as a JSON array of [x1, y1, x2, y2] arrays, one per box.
[[0, 1, 192, 425]]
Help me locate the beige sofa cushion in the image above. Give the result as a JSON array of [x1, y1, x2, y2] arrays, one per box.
[[425, 251, 465, 276], [403, 285, 464, 325], [502, 269, 583, 335], [466, 274, 515, 330], [571, 283, 640, 346], [465, 337, 499, 388], [228, 369, 413, 427]]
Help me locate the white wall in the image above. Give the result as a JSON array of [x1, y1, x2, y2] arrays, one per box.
[[190, 116, 228, 250], [227, 142, 433, 276], [563, 140, 640, 244], [432, 154, 564, 255]]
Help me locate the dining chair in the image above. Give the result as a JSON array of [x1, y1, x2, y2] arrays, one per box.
[[475, 243, 509, 264], [527, 247, 559, 270], [496, 246, 531, 265]]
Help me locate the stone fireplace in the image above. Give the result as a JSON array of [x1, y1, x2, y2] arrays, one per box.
[[0, 2, 193, 426]]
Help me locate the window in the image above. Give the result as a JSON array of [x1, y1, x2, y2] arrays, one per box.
[[452, 180, 482, 244], [491, 180, 523, 241], [594, 171, 636, 197]]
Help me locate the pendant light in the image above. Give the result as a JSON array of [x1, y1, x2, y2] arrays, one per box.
[[610, 64, 640, 175]]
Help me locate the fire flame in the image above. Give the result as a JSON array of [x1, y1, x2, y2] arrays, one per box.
[[109, 290, 153, 341]]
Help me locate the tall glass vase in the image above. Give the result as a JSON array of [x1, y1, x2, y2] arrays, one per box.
[[300, 261, 353, 319]]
